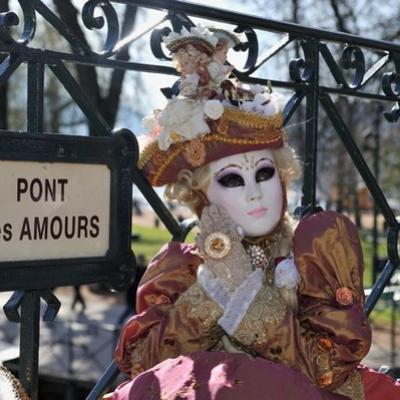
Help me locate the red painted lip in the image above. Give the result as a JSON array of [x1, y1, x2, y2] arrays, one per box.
[[247, 207, 268, 218]]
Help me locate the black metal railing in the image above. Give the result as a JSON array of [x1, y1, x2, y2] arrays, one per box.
[[0, 0, 398, 398]]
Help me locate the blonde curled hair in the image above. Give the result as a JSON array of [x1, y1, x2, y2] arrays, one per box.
[[165, 144, 301, 312], [173, 45, 210, 73]]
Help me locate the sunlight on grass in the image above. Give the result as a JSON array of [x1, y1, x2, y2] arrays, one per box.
[[131, 224, 197, 264]]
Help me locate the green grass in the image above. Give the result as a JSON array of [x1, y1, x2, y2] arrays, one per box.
[[360, 232, 387, 289], [369, 303, 400, 327], [131, 224, 197, 264]]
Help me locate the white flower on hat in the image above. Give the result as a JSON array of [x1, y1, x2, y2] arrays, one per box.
[[274, 255, 301, 289], [157, 99, 210, 150], [204, 99, 224, 120], [239, 90, 287, 117]]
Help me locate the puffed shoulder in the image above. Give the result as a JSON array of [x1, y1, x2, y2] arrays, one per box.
[[293, 211, 365, 306], [136, 242, 202, 314]]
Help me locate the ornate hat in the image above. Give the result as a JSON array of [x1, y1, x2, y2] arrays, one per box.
[[139, 26, 286, 186], [163, 26, 218, 55]]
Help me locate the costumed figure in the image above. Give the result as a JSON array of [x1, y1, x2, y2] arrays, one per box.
[[207, 28, 238, 91], [163, 26, 218, 99], [107, 27, 400, 400]]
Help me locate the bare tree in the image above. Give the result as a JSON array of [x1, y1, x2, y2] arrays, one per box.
[[53, 1, 138, 133], [249, 0, 400, 211]]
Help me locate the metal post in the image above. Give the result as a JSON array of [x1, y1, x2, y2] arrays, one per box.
[[391, 295, 396, 367], [19, 291, 41, 400], [27, 62, 44, 134], [372, 108, 381, 284], [301, 39, 319, 212]]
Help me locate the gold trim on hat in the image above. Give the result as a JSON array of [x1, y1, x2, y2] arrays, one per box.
[[139, 132, 283, 186], [167, 37, 216, 54], [138, 109, 285, 186], [222, 107, 284, 130]]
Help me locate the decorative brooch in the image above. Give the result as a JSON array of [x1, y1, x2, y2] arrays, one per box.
[[246, 245, 269, 269], [204, 232, 231, 259]]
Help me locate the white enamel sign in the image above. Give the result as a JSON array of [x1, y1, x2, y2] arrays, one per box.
[[0, 161, 111, 261]]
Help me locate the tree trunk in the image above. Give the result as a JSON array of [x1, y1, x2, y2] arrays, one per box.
[[53, 1, 138, 133]]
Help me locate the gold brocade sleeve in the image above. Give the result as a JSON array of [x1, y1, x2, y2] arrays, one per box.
[[114, 242, 223, 377], [231, 211, 372, 391]]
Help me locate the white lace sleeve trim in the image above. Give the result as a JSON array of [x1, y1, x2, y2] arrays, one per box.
[[218, 269, 263, 335], [197, 264, 230, 309], [274, 255, 301, 289]]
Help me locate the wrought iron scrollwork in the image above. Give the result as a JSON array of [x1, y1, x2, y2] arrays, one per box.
[[82, 0, 119, 57], [341, 45, 365, 89], [289, 40, 315, 83], [0, 2, 36, 45], [382, 54, 400, 122], [320, 43, 370, 90], [232, 25, 258, 73], [3, 290, 61, 323], [168, 11, 195, 32], [388, 224, 400, 268], [283, 91, 306, 125], [0, 54, 22, 88], [150, 26, 172, 61]]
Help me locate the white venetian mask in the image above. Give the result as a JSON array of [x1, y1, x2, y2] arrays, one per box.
[[206, 149, 283, 237]]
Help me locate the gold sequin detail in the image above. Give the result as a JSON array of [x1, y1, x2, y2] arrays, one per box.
[[316, 351, 332, 386], [204, 232, 231, 259], [222, 107, 284, 129], [234, 285, 287, 346], [333, 370, 365, 400], [128, 340, 147, 378], [183, 138, 206, 167], [138, 141, 159, 168], [217, 118, 229, 135], [151, 147, 183, 186], [166, 37, 216, 54], [175, 283, 222, 329]]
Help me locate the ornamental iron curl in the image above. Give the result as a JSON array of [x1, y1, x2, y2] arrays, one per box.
[[150, 26, 172, 61], [232, 25, 259, 73], [382, 54, 400, 122], [387, 225, 400, 269], [0, 2, 36, 45], [289, 40, 315, 83], [82, 0, 119, 57], [341, 45, 365, 89], [382, 56, 400, 97], [168, 11, 195, 32]]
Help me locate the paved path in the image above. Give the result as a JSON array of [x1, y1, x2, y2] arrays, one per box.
[[0, 287, 126, 383]]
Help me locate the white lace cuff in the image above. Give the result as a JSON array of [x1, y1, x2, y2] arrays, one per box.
[[274, 255, 301, 289], [218, 269, 263, 335], [197, 264, 230, 309]]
